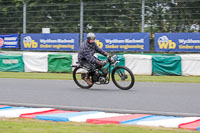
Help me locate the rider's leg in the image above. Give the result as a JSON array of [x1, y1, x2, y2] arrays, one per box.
[[84, 73, 92, 85], [80, 59, 95, 85]]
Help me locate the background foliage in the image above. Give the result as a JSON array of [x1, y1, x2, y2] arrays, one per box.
[[0, 0, 199, 51], [0, 0, 199, 34]]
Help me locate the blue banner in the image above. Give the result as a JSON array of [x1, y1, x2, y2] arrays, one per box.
[[21, 33, 79, 51], [0, 34, 19, 48], [84, 33, 149, 51], [155, 33, 200, 52]]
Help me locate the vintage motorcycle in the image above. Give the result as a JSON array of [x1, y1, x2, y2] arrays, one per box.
[[72, 55, 135, 90]]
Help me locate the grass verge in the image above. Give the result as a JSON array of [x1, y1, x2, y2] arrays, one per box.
[[0, 72, 200, 83], [0, 118, 198, 133]]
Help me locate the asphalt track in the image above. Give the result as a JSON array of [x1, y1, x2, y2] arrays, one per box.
[[0, 78, 200, 117]]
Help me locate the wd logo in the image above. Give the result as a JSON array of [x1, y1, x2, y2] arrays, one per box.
[[23, 36, 38, 48], [158, 36, 176, 49], [96, 40, 103, 48]]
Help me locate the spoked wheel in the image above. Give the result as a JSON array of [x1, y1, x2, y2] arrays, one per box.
[[112, 66, 135, 90], [73, 67, 93, 89]]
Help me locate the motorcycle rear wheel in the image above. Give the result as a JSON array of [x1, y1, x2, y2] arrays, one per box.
[[73, 67, 93, 89]]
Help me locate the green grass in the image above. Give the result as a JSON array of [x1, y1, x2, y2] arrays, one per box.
[[0, 72, 200, 83], [0, 118, 198, 133], [0, 72, 73, 80], [135, 75, 200, 83]]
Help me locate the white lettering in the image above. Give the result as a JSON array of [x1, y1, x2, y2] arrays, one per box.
[[178, 39, 200, 44], [3, 59, 19, 64], [4, 37, 17, 41], [105, 39, 144, 44], [40, 39, 74, 44], [4, 42, 17, 45]]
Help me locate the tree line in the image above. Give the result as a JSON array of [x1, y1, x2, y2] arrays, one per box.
[[0, 0, 199, 34]]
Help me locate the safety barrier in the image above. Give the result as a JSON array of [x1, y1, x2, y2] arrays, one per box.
[[1, 52, 200, 76]]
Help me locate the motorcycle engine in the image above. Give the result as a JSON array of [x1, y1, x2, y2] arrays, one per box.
[[93, 71, 99, 82], [99, 77, 106, 84], [93, 70, 107, 84]]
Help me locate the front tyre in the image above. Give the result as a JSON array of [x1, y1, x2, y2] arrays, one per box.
[[73, 67, 93, 89], [112, 66, 135, 90]]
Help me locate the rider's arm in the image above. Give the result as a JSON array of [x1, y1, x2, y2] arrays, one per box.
[[94, 43, 108, 57]]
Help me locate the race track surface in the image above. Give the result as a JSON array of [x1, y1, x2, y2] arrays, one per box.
[[0, 78, 199, 116]]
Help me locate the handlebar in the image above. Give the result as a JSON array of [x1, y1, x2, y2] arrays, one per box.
[[107, 54, 119, 64]]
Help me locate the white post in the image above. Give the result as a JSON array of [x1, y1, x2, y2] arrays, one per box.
[[141, 0, 145, 32], [80, 0, 84, 44], [22, 0, 26, 33]]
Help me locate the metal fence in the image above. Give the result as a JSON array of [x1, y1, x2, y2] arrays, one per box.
[[0, 0, 199, 35]]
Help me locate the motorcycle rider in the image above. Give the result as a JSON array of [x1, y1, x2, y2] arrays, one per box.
[[78, 32, 110, 85]]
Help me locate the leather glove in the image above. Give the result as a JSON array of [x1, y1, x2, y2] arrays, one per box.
[[100, 60, 107, 67], [110, 57, 115, 63], [105, 52, 111, 58]]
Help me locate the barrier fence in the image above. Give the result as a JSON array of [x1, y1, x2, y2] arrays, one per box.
[[0, 52, 200, 76], [1, 32, 200, 76]]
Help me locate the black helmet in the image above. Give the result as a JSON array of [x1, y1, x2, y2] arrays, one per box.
[[87, 33, 96, 43]]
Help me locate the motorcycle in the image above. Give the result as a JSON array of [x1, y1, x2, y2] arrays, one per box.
[[72, 55, 135, 90]]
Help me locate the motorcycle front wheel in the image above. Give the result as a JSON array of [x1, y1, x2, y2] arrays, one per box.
[[73, 67, 93, 89], [111, 66, 135, 90]]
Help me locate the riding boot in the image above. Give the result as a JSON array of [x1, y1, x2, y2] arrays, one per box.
[[84, 73, 93, 85]]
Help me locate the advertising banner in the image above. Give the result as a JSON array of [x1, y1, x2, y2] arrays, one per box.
[[21, 33, 79, 51], [0, 34, 19, 48], [84, 33, 149, 51], [155, 33, 200, 52]]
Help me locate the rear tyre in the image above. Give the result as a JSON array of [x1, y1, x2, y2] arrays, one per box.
[[73, 67, 93, 89], [112, 66, 135, 90]]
